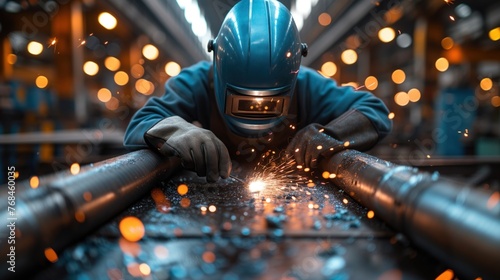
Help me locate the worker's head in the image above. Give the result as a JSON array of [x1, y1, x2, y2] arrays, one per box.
[[208, 0, 307, 137]]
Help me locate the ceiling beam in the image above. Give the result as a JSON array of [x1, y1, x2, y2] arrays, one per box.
[[301, 0, 377, 66]]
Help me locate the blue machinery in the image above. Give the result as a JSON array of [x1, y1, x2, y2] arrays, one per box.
[[1, 149, 499, 279]]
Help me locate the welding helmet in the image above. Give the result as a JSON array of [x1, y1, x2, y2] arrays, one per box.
[[208, 0, 308, 137]]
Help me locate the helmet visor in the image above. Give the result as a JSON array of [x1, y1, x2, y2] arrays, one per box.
[[225, 86, 290, 119]]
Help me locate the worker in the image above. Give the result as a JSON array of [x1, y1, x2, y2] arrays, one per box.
[[123, 0, 392, 182]]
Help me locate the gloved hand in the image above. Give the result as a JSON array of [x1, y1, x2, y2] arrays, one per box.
[[286, 110, 379, 169], [144, 116, 231, 182]]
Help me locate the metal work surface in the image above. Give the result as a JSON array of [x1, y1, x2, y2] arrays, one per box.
[[32, 167, 450, 280]]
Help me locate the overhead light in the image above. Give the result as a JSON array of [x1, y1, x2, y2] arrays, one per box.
[[142, 44, 159, 60], [165, 61, 181, 77], [176, 0, 212, 54], [318, 13, 332, 26], [27, 41, 43, 55], [489, 27, 500, 41], [98, 12, 117, 30], [408, 88, 421, 102], [36, 76, 48, 89], [104, 56, 121, 71], [341, 49, 357, 65], [114, 71, 129, 86], [321, 61, 337, 76], [394, 91, 409, 106], [365, 76, 378, 90], [435, 57, 449, 72], [480, 78, 493, 91], [83, 61, 99, 76], [391, 69, 406, 84], [291, 0, 319, 30], [97, 88, 112, 103], [378, 27, 396, 43]]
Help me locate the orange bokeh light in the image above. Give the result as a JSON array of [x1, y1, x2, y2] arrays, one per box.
[[119, 216, 145, 242]]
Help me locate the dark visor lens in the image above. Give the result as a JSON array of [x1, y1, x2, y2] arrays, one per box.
[[236, 98, 283, 115], [225, 86, 291, 119]]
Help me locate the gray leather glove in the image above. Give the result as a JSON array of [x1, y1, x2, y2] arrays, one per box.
[[286, 110, 379, 169], [144, 116, 231, 182]]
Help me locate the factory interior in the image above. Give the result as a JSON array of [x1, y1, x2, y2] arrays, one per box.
[[1, 0, 500, 279]]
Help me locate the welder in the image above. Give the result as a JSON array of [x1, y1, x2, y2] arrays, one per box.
[[123, 0, 392, 182]]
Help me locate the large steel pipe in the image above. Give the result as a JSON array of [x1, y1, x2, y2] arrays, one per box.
[[322, 149, 500, 279], [0, 149, 180, 279]]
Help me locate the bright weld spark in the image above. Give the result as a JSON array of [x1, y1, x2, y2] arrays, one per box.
[[355, 84, 366, 91], [449, 15, 455, 21], [246, 150, 307, 195], [48, 38, 57, 47]]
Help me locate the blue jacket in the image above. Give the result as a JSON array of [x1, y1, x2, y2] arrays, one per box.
[[124, 61, 392, 157]]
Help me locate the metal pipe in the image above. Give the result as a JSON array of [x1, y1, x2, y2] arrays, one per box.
[[0, 149, 180, 279], [322, 149, 500, 279]]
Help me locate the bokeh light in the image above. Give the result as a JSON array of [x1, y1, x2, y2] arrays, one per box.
[[436, 269, 454, 280], [441, 37, 454, 50], [480, 78, 493, 91], [114, 71, 129, 86], [70, 163, 80, 175], [35, 76, 48, 89], [104, 56, 121, 71], [44, 248, 58, 263], [378, 27, 396, 43], [119, 216, 145, 242], [435, 57, 449, 72], [131, 64, 145, 78], [30, 176, 39, 189], [408, 88, 421, 102], [491, 96, 500, 107], [83, 61, 99, 76], [98, 12, 117, 30], [105, 97, 120, 110], [142, 44, 159, 60], [7, 54, 17, 64], [97, 88, 112, 102], [177, 184, 188, 195], [489, 27, 500, 41], [367, 210, 375, 219], [27, 41, 43, 55], [135, 79, 155, 95], [321, 61, 337, 77], [391, 69, 406, 84], [318, 12, 332, 26], [396, 33, 412, 48], [394, 91, 409, 106], [341, 49, 357, 65], [365, 76, 378, 90], [165, 61, 181, 76]]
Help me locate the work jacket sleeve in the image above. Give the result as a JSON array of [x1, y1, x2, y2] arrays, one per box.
[[123, 61, 212, 150], [295, 66, 392, 143]]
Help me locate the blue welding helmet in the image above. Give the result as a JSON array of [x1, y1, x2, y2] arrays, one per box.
[[208, 0, 308, 137]]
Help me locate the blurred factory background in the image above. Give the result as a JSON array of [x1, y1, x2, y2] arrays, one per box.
[[0, 0, 499, 183]]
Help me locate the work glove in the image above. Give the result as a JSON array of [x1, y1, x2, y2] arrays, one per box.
[[144, 116, 231, 182], [286, 110, 379, 169]]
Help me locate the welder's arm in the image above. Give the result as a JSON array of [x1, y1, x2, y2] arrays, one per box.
[[144, 116, 231, 182], [286, 109, 379, 169]]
